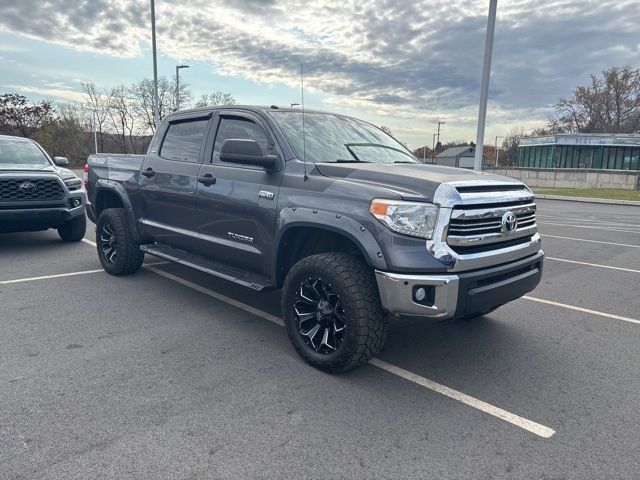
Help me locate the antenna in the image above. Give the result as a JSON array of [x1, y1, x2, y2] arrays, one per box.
[[301, 63, 308, 181]]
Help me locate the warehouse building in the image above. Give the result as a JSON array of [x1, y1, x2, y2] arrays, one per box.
[[435, 146, 480, 169], [518, 134, 640, 170]]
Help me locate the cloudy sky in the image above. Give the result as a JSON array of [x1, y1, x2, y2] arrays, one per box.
[[0, 0, 639, 148]]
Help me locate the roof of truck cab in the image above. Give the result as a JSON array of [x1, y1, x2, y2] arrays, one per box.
[[165, 105, 355, 119]]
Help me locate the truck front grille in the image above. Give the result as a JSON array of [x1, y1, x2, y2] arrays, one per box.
[[447, 198, 538, 254], [0, 178, 65, 202]]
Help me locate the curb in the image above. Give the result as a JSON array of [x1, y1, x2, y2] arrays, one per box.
[[535, 194, 640, 207]]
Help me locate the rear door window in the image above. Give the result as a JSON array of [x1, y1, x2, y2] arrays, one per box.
[[160, 118, 209, 163]]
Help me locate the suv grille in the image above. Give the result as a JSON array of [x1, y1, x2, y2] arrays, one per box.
[[0, 177, 65, 202], [447, 196, 538, 254]]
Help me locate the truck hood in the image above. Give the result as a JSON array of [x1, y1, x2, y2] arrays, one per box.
[[314, 162, 520, 200]]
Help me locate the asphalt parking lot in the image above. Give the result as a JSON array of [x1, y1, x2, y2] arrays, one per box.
[[1, 198, 639, 479]]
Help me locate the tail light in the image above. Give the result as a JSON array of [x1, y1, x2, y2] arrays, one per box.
[[83, 163, 89, 189]]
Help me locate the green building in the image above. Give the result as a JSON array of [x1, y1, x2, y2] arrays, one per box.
[[518, 134, 640, 170]]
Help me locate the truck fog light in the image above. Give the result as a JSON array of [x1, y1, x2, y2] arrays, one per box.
[[414, 287, 426, 302], [71, 198, 81, 208]]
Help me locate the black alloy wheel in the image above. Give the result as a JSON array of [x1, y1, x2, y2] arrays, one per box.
[[294, 277, 346, 354], [100, 219, 118, 264]]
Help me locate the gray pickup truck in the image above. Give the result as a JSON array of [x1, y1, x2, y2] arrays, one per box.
[[86, 106, 543, 373], [0, 134, 86, 240]]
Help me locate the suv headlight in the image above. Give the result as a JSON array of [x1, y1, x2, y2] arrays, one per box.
[[370, 199, 439, 239], [64, 177, 83, 190]]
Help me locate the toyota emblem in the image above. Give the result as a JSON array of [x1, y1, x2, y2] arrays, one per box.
[[19, 182, 36, 192], [501, 211, 518, 233]]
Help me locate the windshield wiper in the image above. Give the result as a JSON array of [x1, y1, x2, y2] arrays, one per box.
[[393, 161, 416, 164], [336, 158, 371, 163], [344, 143, 418, 163]]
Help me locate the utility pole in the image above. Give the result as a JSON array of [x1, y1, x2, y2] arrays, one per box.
[[473, 0, 497, 171], [431, 133, 437, 162], [436, 121, 445, 149], [150, 0, 160, 129], [175, 64, 189, 111], [494, 135, 503, 166]]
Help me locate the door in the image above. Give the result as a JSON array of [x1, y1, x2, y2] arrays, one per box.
[[196, 112, 283, 278], [138, 115, 210, 252]]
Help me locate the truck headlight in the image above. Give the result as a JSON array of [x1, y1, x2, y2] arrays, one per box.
[[369, 199, 439, 239]]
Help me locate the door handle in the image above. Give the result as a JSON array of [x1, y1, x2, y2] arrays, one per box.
[[141, 167, 155, 178], [198, 173, 216, 186]]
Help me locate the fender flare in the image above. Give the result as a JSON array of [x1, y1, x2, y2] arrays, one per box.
[[273, 207, 388, 283], [93, 179, 144, 243]]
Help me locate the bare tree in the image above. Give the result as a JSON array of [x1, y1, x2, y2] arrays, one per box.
[[81, 82, 110, 152], [107, 85, 137, 153], [194, 92, 237, 107], [501, 126, 526, 166], [129, 76, 191, 133], [550, 66, 640, 133]]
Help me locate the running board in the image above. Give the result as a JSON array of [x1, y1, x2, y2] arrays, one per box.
[[140, 243, 271, 291]]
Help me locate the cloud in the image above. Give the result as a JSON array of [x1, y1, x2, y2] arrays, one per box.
[[2, 84, 87, 103], [0, 0, 638, 134]]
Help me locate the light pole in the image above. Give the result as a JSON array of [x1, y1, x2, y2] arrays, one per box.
[[494, 135, 503, 166], [175, 64, 189, 111], [473, 0, 498, 171], [150, 0, 160, 129]]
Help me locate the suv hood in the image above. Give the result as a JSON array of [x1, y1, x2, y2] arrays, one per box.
[[314, 162, 520, 201], [0, 164, 75, 179]]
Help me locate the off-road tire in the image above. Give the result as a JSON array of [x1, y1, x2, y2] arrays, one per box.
[[96, 208, 144, 275], [282, 252, 388, 373], [57, 214, 87, 242]]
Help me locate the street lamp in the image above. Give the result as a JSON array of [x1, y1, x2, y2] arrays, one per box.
[[473, 0, 498, 171], [150, 0, 160, 129], [494, 135, 504, 166], [175, 64, 190, 111], [290, 103, 300, 107]]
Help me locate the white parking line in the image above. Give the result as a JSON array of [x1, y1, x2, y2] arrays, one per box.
[[546, 257, 640, 274], [144, 264, 555, 438], [538, 221, 640, 234], [536, 214, 640, 229], [82, 238, 97, 247], [522, 296, 640, 326], [369, 359, 556, 438], [0, 268, 104, 285], [0, 262, 169, 285], [542, 234, 640, 248]]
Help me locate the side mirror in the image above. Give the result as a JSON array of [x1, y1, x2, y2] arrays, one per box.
[[220, 139, 278, 170], [53, 156, 69, 167]]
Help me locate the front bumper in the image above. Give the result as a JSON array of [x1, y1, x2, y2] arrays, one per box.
[[0, 190, 86, 232], [375, 250, 544, 319]]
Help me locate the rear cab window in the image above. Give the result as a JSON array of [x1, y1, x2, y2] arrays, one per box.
[[160, 118, 209, 163]]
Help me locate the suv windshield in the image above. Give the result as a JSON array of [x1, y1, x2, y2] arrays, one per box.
[[270, 111, 418, 164], [0, 137, 50, 167]]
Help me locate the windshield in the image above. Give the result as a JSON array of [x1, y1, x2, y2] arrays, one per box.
[[0, 137, 50, 167], [270, 111, 418, 164]]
